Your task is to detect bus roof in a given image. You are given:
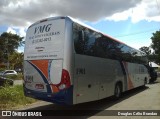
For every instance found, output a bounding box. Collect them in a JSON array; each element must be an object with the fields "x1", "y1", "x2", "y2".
[
  {"x1": 67, "y1": 16, "x2": 140, "y2": 51},
  {"x1": 28, "y1": 16, "x2": 144, "y2": 54},
  {"x1": 68, "y1": 16, "x2": 127, "y2": 45}
]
